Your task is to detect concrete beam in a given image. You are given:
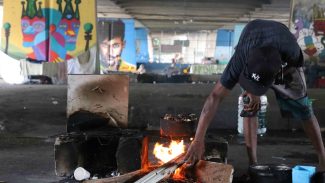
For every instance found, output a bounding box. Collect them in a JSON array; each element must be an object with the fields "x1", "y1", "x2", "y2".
[
  {"x1": 112, "y1": 0, "x2": 267, "y2": 5},
  {"x1": 97, "y1": 0, "x2": 120, "y2": 6},
  {"x1": 97, "y1": 12, "x2": 133, "y2": 19},
  {"x1": 117, "y1": 1, "x2": 262, "y2": 9},
  {"x1": 142, "y1": 21, "x2": 231, "y2": 31},
  {"x1": 133, "y1": 15, "x2": 238, "y2": 21},
  {"x1": 125, "y1": 10, "x2": 249, "y2": 17},
  {"x1": 124, "y1": 7, "x2": 254, "y2": 14},
  {"x1": 142, "y1": 20, "x2": 237, "y2": 26},
  {"x1": 97, "y1": 7, "x2": 127, "y2": 14}
]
